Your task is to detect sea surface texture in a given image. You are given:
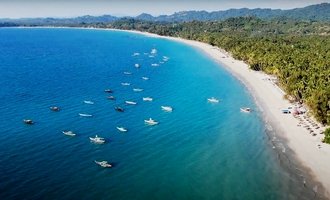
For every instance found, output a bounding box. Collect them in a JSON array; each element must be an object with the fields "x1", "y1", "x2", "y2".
[{"x1": 0, "y1": 28, "x2": 315, "y2": 199}]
